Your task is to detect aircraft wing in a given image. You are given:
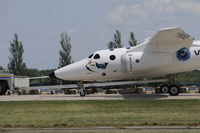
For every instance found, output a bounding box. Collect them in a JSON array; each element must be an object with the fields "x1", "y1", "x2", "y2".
[{"x1": 148, "y1": 27, "x2": 194, "y2": 53}]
